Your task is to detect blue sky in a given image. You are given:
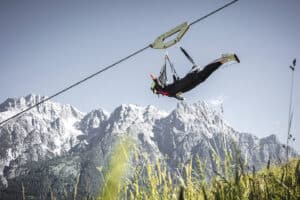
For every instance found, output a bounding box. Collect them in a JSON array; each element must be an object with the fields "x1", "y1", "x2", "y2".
[{"x1": 0, "y1": 0, "x2": 299, "y2": 152}]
